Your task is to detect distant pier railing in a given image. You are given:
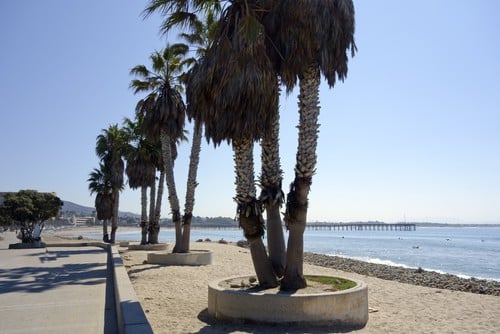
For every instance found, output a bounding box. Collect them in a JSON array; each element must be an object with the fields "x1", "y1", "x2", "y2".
[
  {"x1": 188, "y1": 222, "x2": 416, "y2": 231},
  {"x1": 306, "y1": 223, "x2": 416, "y2": 231}
]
